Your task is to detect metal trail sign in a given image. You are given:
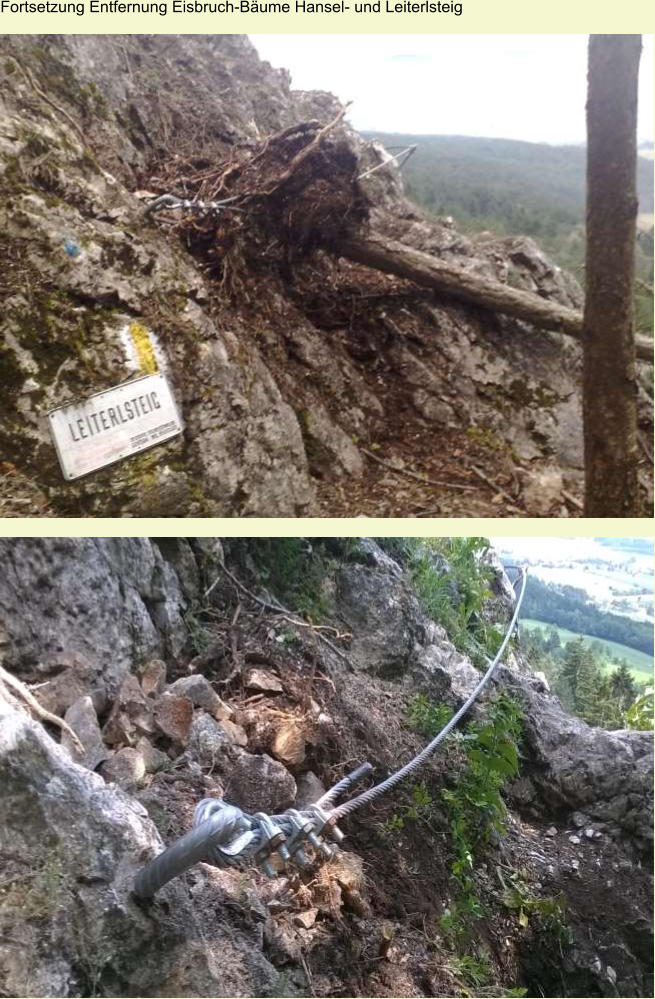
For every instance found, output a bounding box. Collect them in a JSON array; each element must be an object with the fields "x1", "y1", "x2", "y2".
[{"x1": 47, "y1": 373, "x2": 183, "y2": 481}]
